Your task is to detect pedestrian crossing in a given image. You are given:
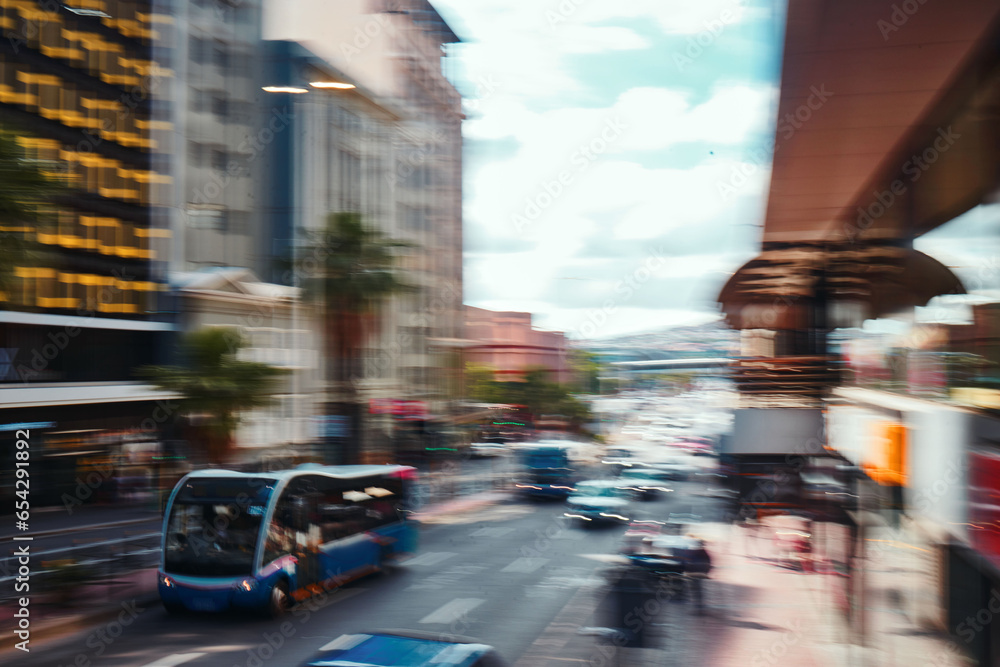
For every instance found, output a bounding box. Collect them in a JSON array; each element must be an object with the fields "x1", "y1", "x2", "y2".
[{"x1": 419, "y1": 598, "x2": 486, "y2": 624}]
